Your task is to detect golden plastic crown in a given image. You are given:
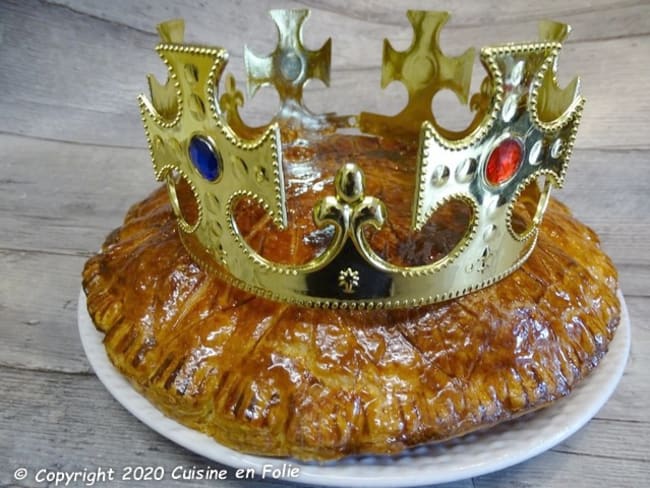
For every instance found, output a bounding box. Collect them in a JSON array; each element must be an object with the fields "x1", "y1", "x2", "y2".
[{"x1": 138, "y1": 10, "x2": 584, "y2": 309}]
